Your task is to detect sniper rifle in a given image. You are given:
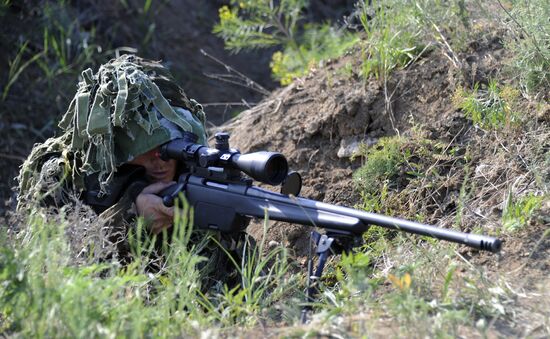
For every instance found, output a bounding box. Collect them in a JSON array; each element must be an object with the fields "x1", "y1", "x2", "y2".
[{"x1": 158, "y1": 131, "x2": 502, "y2": 322}]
